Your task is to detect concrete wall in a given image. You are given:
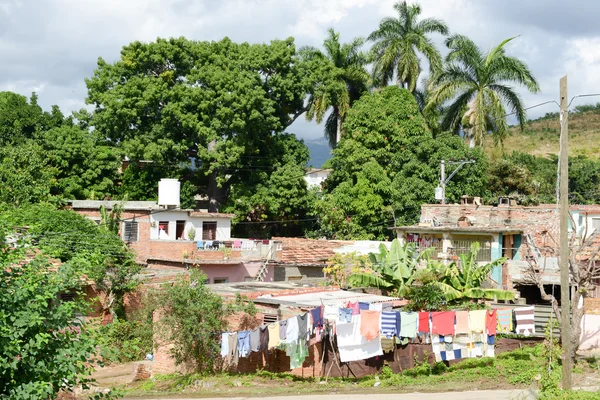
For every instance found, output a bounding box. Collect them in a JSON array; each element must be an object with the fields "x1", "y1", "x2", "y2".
[
  {"x1": 420, "y1": 204, "x2": 560, "y2": 252},
  {"x1": 149, "y1": 211, "x2": 231, "y2": 241}
]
